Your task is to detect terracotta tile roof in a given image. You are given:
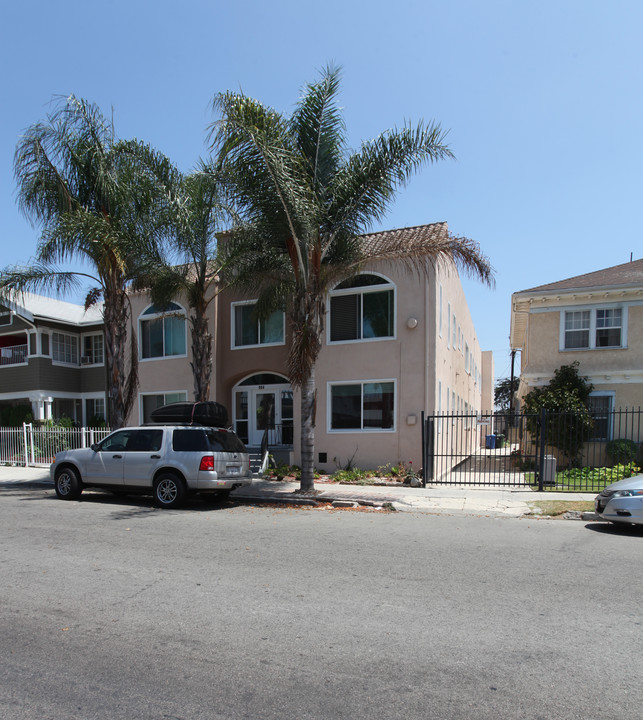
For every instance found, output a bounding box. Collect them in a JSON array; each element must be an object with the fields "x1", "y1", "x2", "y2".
[
  {"x1": 518, "y1": 258, "x2": 643, "y2": 294},
  {"x1": 360, "y1": 222, "x2": 449, "y2": 249}
]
